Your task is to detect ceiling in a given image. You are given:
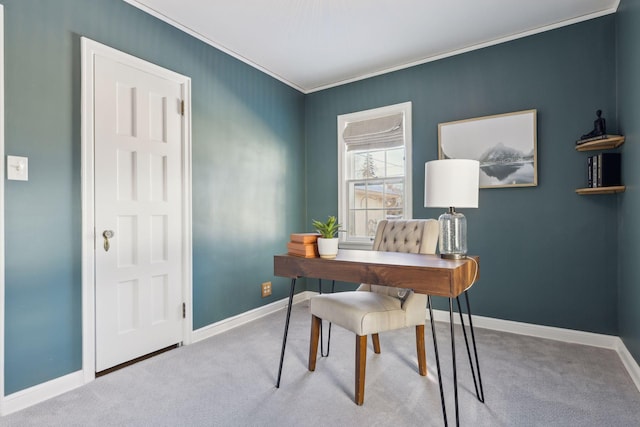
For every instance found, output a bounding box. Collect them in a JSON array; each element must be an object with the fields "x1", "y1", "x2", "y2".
[{"x1": 124, "y1": 0, "x2": 620, "y2": 94}]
